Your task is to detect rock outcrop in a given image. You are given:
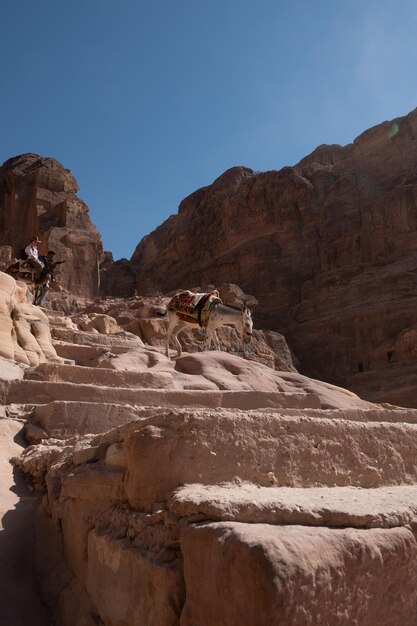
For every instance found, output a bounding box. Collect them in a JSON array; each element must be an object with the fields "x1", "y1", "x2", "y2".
[
  {"x1": 1, "y1": 293, "x2": 417, "y2": 624},
  {"x1": 0, "y1": 154, "x2": 102, "y2": 298},
  {"x1": 102, "y1": 108, "x2": 417, "y2": 406},
  {"x1": 0, "y1": 271, "x2": 63, "y2": 367}
]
